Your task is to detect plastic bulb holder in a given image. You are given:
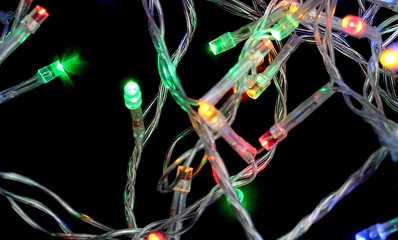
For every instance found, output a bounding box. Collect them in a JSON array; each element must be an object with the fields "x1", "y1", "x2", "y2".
[
  {"x1": 37, "y1": 61, "x2": 65, "y2": 83},
  {"x1": 355, "y1": 217, "x2": 398, "y2": 240},
  {"x1": 271, "y1": 15, "x2": 300, "y2": 41},
  {"x1": 246, "y1": 74, "x2": 271, "y2": 99},
  {"x1": 341, "y1": 15, "x2": 366, "y2": 37},
  {"x1": 21, "y1": 5, "x2": 49, "y2": 33},
  {"x1": 259, "y1": 123, "x2": 287, "y2": 150},
  {"x1": 209, "y1": 32, "x2": 236, "y2": 55}
]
